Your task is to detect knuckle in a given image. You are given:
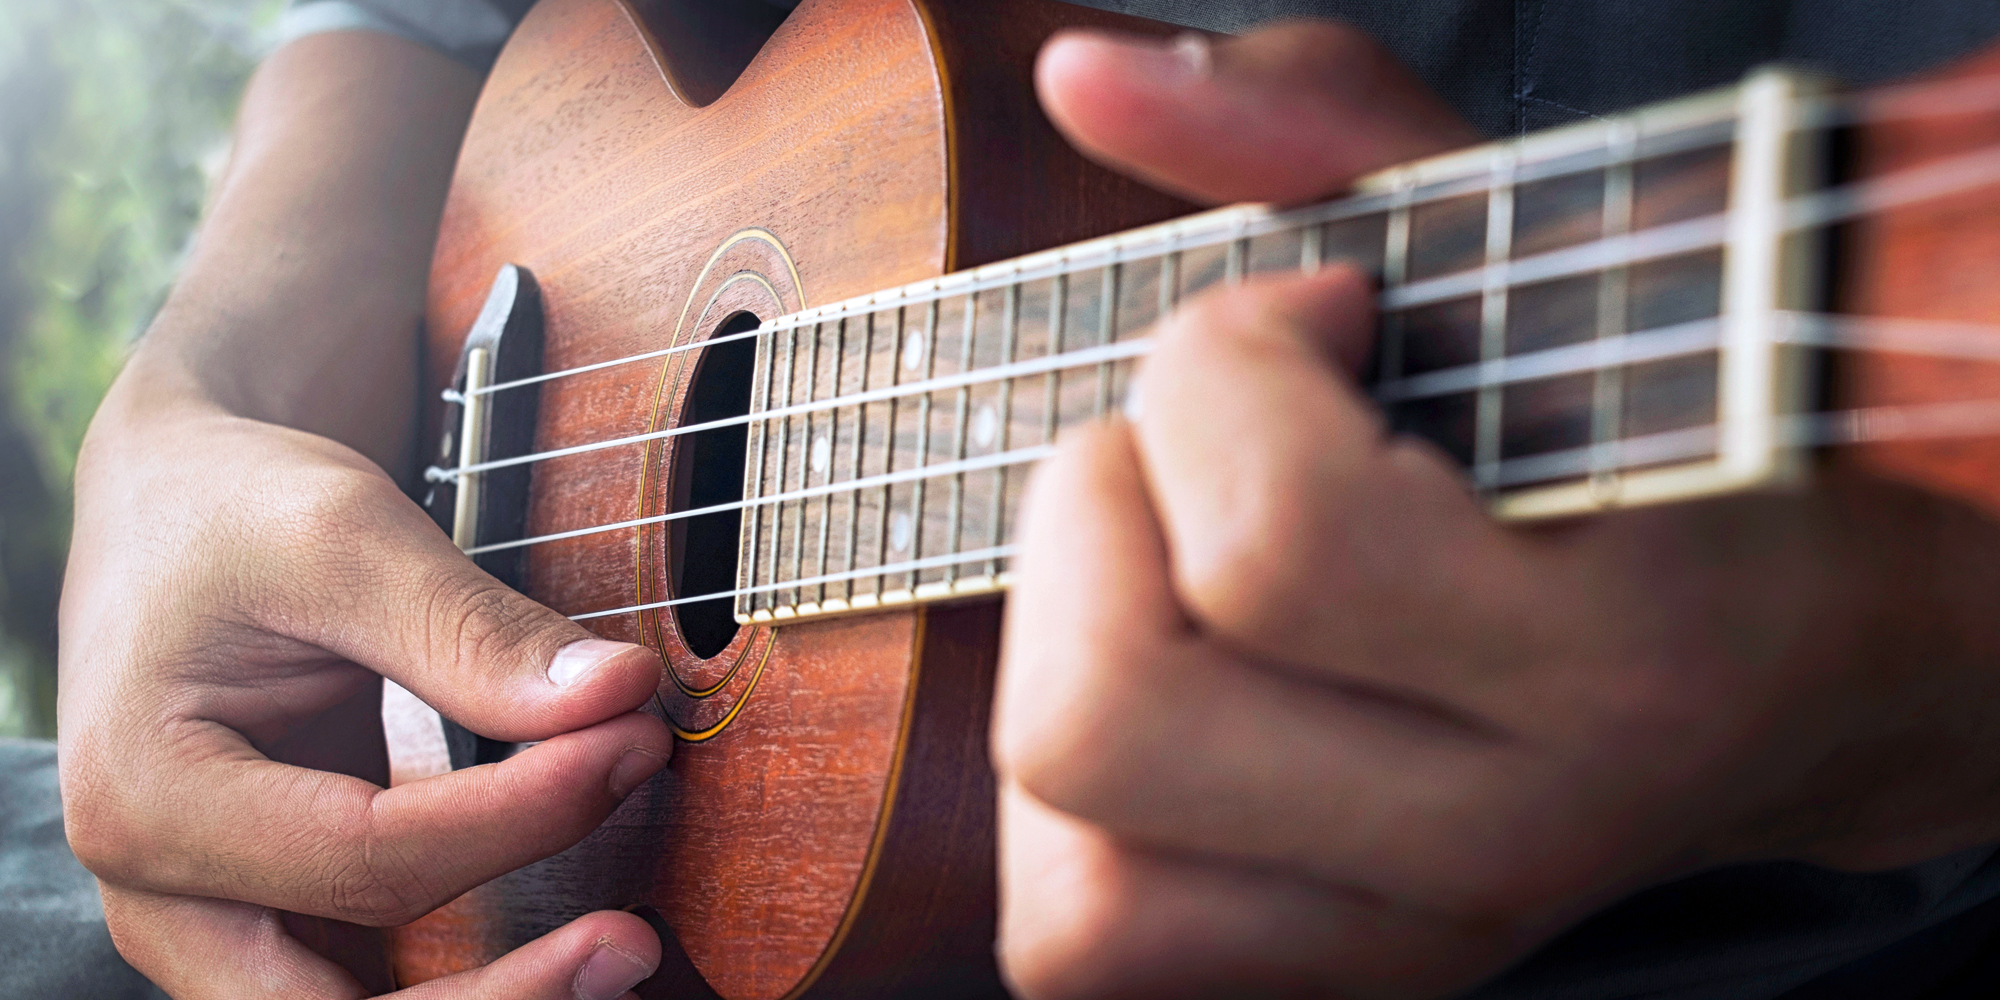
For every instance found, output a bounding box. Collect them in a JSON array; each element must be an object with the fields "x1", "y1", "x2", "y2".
[
  {"x1": 264, "y1": 463, "x2": 401, "y2": 547},
  {"x1": 999, "y1": 643, "x2": 1160, "y2": 822},
  {"x1": 322, "y1": 824, "x2": 445, "y2": 927},
  {"x1": 243, "y1": 463, "x2": 410, "y2": 601},
  {"x1": 281, "y1": 783, "x2": 452, "y2": 927},
  {"x1": 327, "y1": 865, "x2": 428, "y2": 927},
  {"x1": 420, "y1": 570, "x2": 558, "y2": 675},
  {"x1": 99, "y1": 906, "x2": 162, "y2": 980},
  {"x1": 59, "y1": 747, "x2": 138, "y2": 880},
  {"x1": 62, "y1": 796, "x2": 126, "y2": 879},
  {"x1": 1178, "y1": 487, "x2": 1320, "y2": 633}
]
